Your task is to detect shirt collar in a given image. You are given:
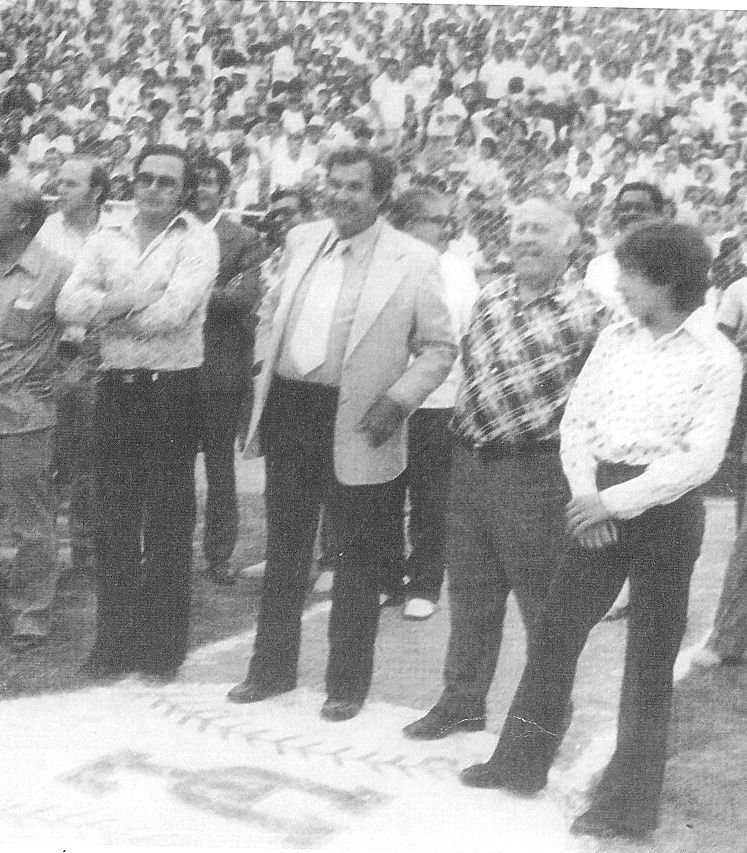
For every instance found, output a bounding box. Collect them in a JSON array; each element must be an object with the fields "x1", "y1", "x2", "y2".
[
  {"x1": 107, "y1": 208, "x2": 195, "y2": 236},
  {"x1": 618, "y1": 305, "x2": 715, "y2": 346},
  {"x1": 2, "y1": 239, "x2": 44, "y2": 278},
  {"x1": 330, "y1": 216, "x2": 383, "y2": 260}
]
